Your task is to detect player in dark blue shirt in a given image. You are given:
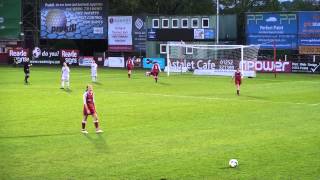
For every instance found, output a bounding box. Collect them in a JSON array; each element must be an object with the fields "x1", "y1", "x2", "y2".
[{"x1": 23, "y1": 59, "x2": 32, "y2": 84}]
